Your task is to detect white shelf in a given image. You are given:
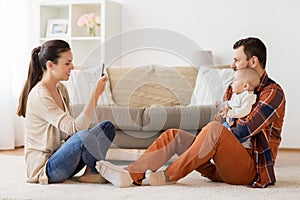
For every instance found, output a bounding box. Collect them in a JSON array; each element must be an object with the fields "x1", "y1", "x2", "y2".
[
  {"x1": 38, "y1": 0, "x2": 121, "y2": 67},
  {"x1": 70, "y1": 37, "x2": 102, "y2": 40}
]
